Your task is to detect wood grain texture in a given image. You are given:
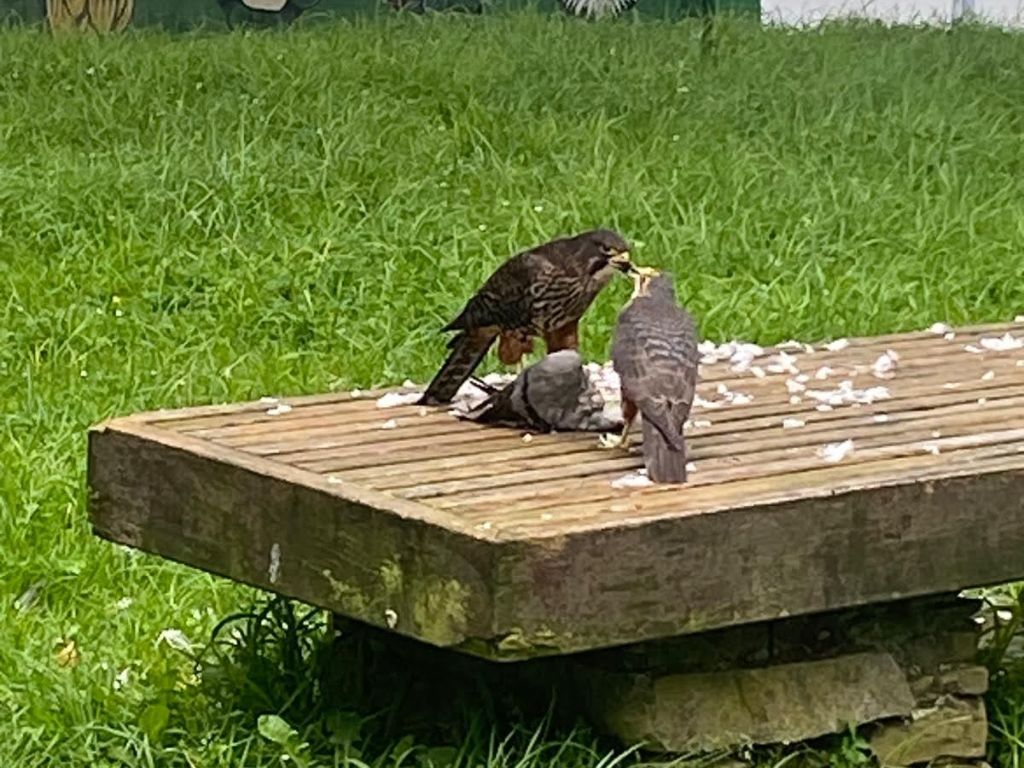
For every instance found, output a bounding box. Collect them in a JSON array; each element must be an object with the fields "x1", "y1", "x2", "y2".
[{"x1": 86, "y1": 321, "x2": 1024, "y2": 659}]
